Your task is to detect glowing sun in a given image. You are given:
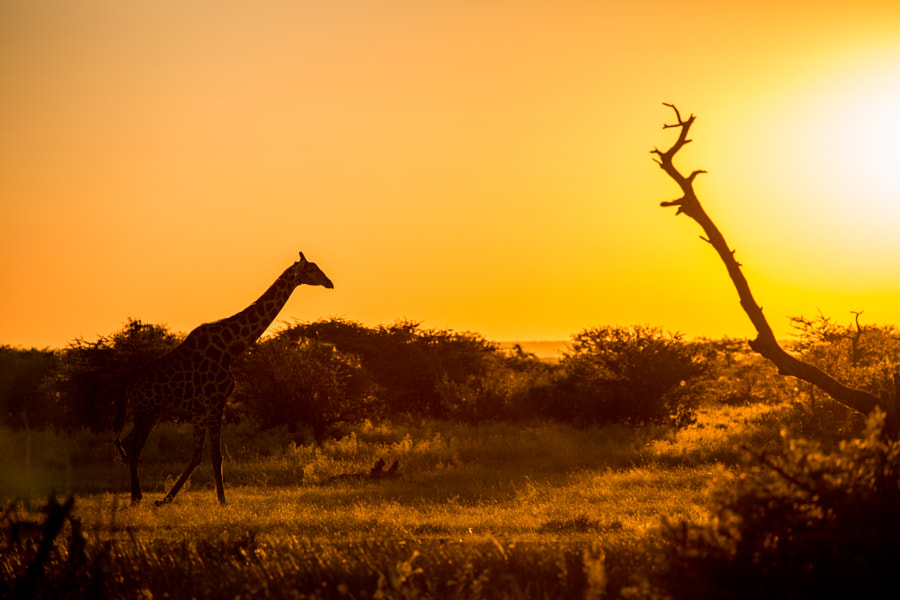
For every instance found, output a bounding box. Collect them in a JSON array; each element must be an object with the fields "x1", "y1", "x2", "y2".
[{"x1": 761, "y1": 56, "x2": 900, "y2": 248}]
